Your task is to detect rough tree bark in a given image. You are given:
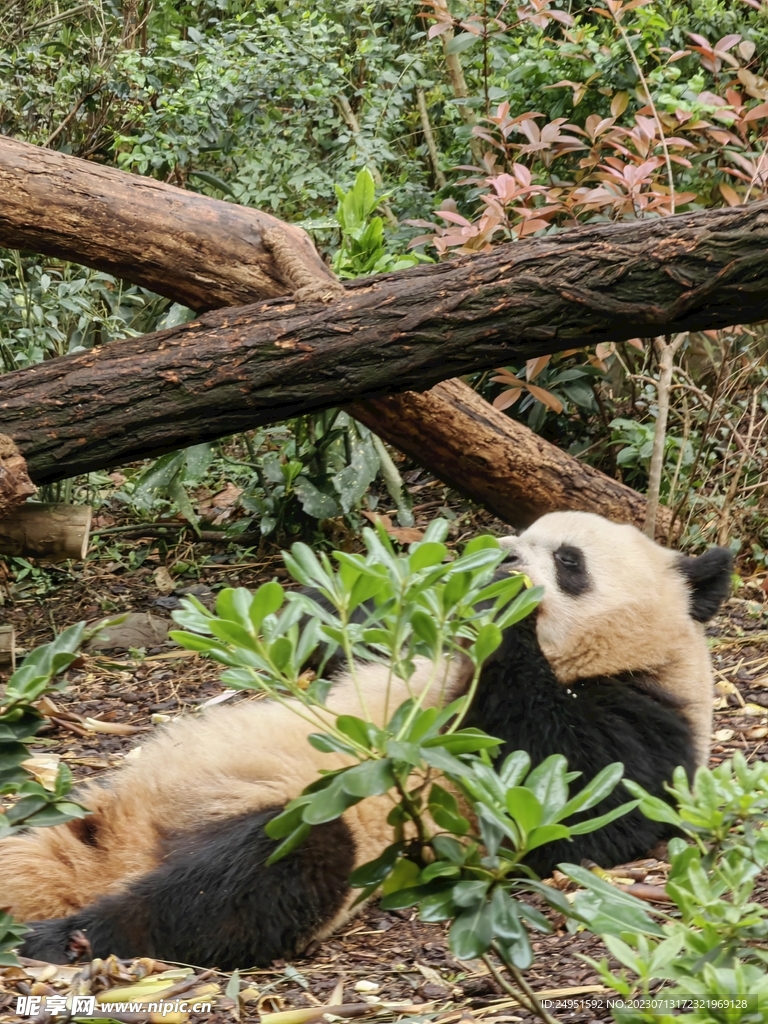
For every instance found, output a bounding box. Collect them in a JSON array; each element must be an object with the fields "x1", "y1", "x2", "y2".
[
  {"x1": 3, "y1": 195, "x2": 768, "y2": 495},
  {"x1": 0, "y1": 434, "x2": 36, "y2": 517},
  {"x1": 0, "y1": 135, "x2": 332, "y2": 307}
]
